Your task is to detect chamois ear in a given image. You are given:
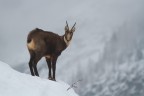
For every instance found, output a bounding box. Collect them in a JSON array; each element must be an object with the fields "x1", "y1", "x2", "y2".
[
  {"x1": 65, "y1": 21, "x2": 69, "y2": 31},
  {"x1": 71, "y1": 22, "x2": 76, "y2": 33},
  {"x1": 71, "y1": 27, "x2": 75, "y2": 33}
]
